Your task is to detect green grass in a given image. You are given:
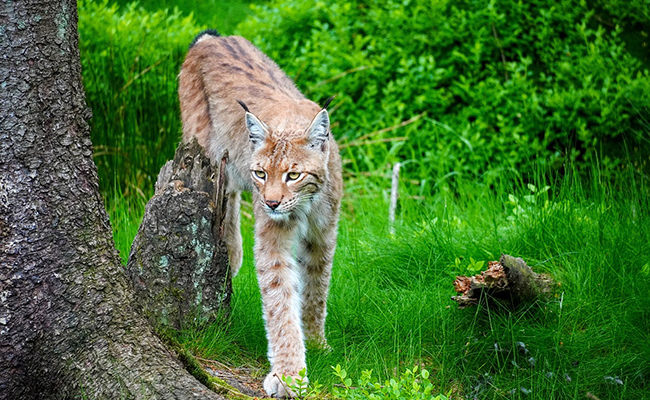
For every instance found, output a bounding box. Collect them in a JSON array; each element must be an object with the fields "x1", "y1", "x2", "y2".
[
  {"x1": 108, "y1": 164, "x2": 650, "y2": 399},
  {"x1": 79, "y1": 0, "x2": 255, "y2": 204}
]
